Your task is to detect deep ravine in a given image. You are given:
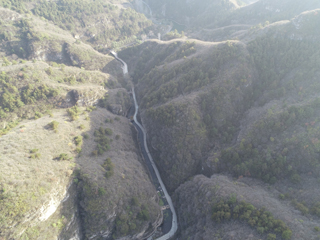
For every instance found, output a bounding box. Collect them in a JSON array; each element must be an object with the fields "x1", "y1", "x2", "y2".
[{"x1": 111, "y1": 51, "x2": 178, "y2": 239}]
